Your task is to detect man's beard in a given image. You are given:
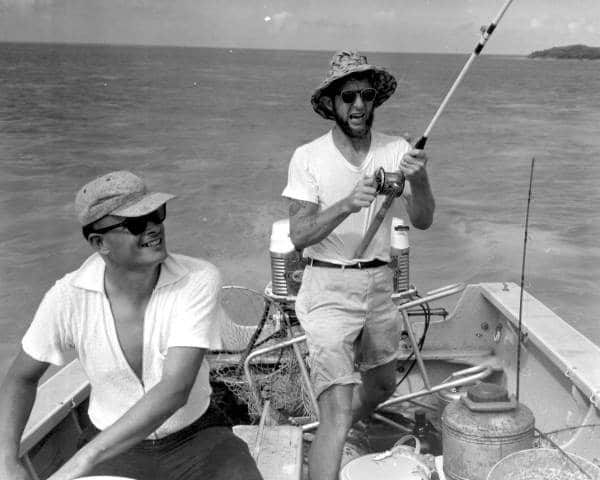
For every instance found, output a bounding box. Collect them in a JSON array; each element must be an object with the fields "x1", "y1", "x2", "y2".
[{"x1": 334, "y1": 110, "x2": 374, "y2": 138}]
